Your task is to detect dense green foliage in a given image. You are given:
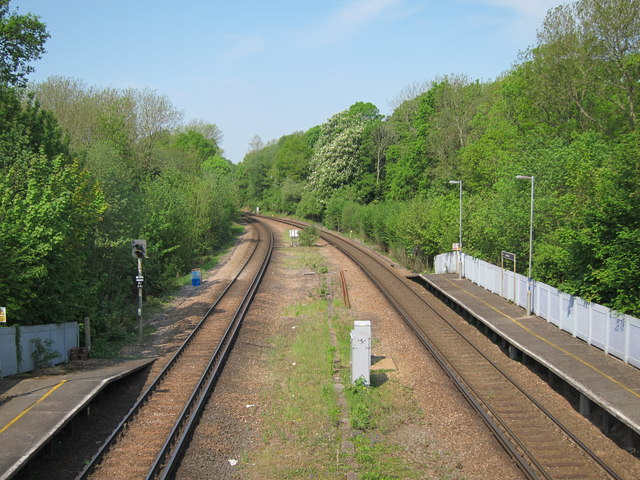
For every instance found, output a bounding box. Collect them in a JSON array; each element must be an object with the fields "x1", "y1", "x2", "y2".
[
  {"x1": 0, "y1": 1, "x2": 238, "y2": 352},
  {"x1": 1, "y1": 78, "x2": 238, "y2": 336},
  {"x1": 239, "y1": 0, "x2": 640, "y2": 316},
  {"x1": 0, "y1": 0, "x2": 49, "y2": 87},
  {"x1": 24, "y1": 78, "x2": 238, "y2": 348}
]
